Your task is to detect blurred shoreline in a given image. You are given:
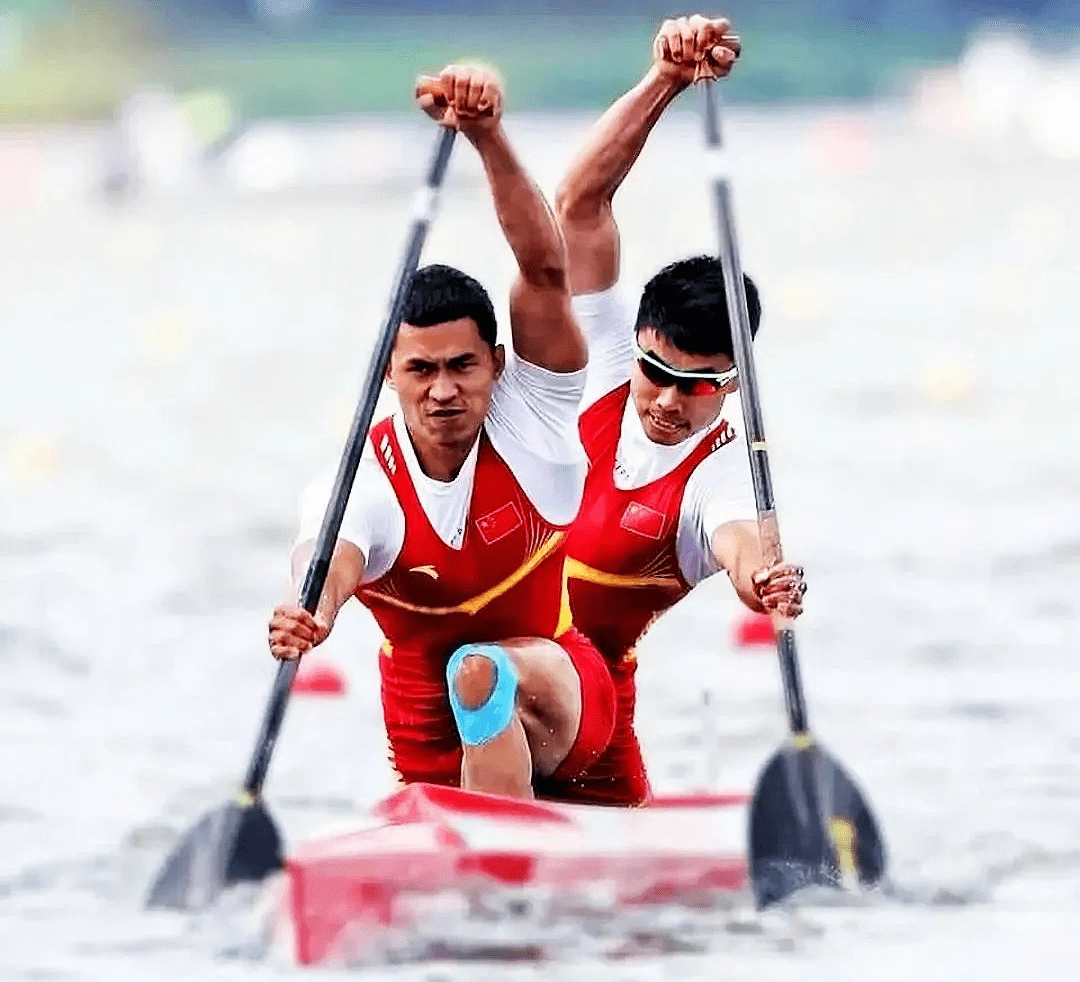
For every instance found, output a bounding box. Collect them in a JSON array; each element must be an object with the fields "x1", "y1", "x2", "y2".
[
  {"x1": 3, "y1": 15, "x2": 1079, "y2": 217},
  {"x1": 1, "y1": 7, "x2": 968, "y2": 124}
]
